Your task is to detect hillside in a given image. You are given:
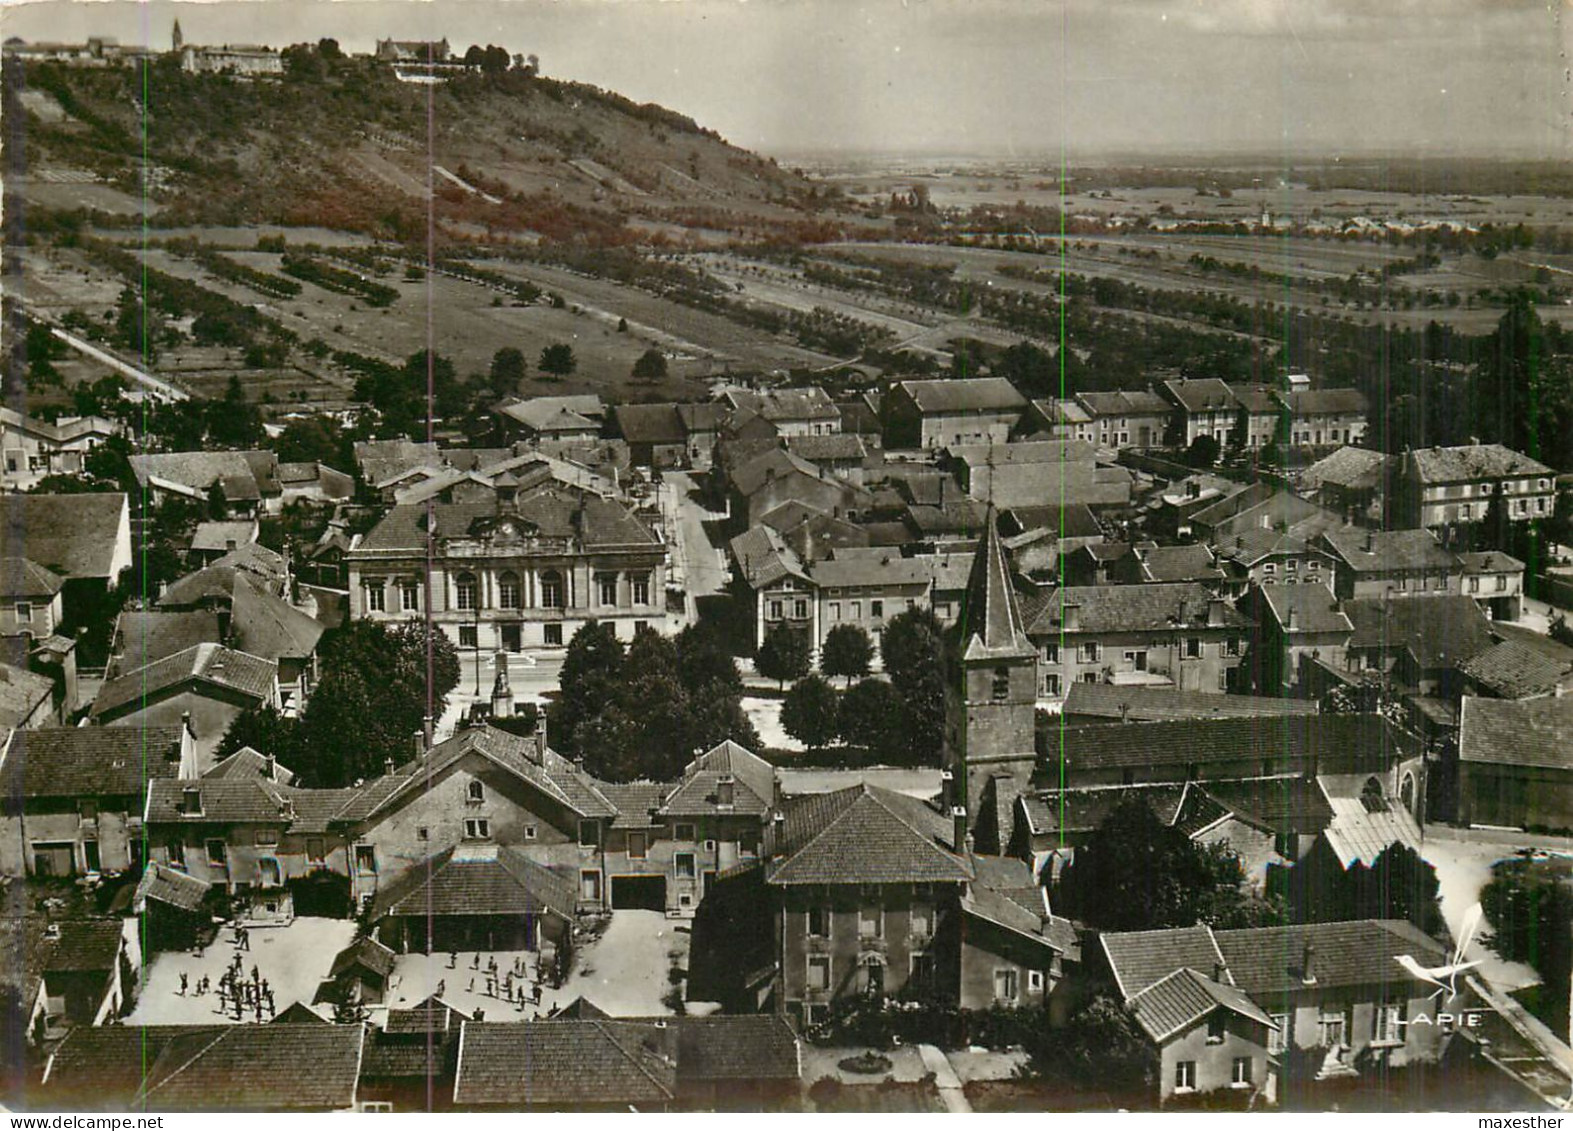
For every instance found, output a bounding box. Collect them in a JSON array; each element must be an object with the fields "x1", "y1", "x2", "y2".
[{"x1": 10, "y1": 50, "x2": 848, "y2": 246}]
